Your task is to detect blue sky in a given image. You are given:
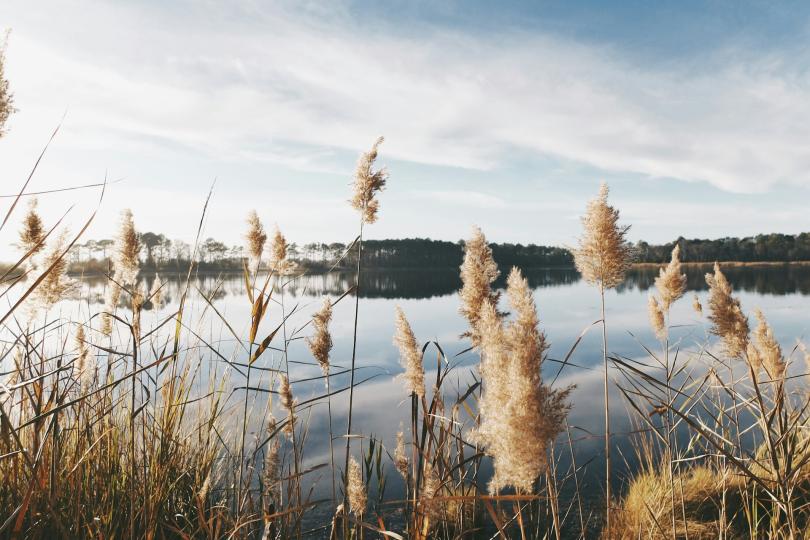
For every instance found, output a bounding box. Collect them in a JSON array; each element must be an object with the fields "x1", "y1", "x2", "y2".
[{"x1": 1, "y1": 0, "x2": 810, "y2": 259}]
